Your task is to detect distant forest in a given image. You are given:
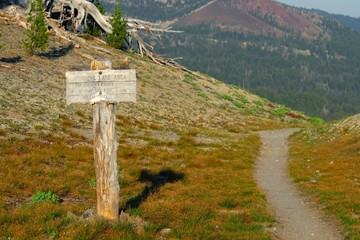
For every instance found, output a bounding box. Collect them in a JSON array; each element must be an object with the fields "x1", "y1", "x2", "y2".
[
  {"x1": 102, "y1": 0, "x2": 360, "y2": 120},
  {"x1": 311, "y1": 9, "x2": 360, "y2": 32},
  {"x1": 103, "y1": 0, "x2": 208, "y2": 21},
  {"x1": 154, "y1": 18, "x2": 360, "y2": 120}
]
